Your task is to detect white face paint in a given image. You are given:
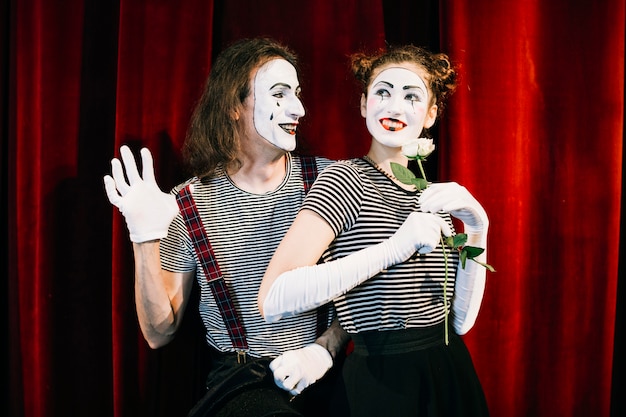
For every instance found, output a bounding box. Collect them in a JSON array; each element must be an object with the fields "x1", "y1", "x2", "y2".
[
  {"x1": 253, "y1": 59, "x2": 305, "y2": 151},
  {"x1": 362, "y1": 66, "x2": 436, "y2": 148}
]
